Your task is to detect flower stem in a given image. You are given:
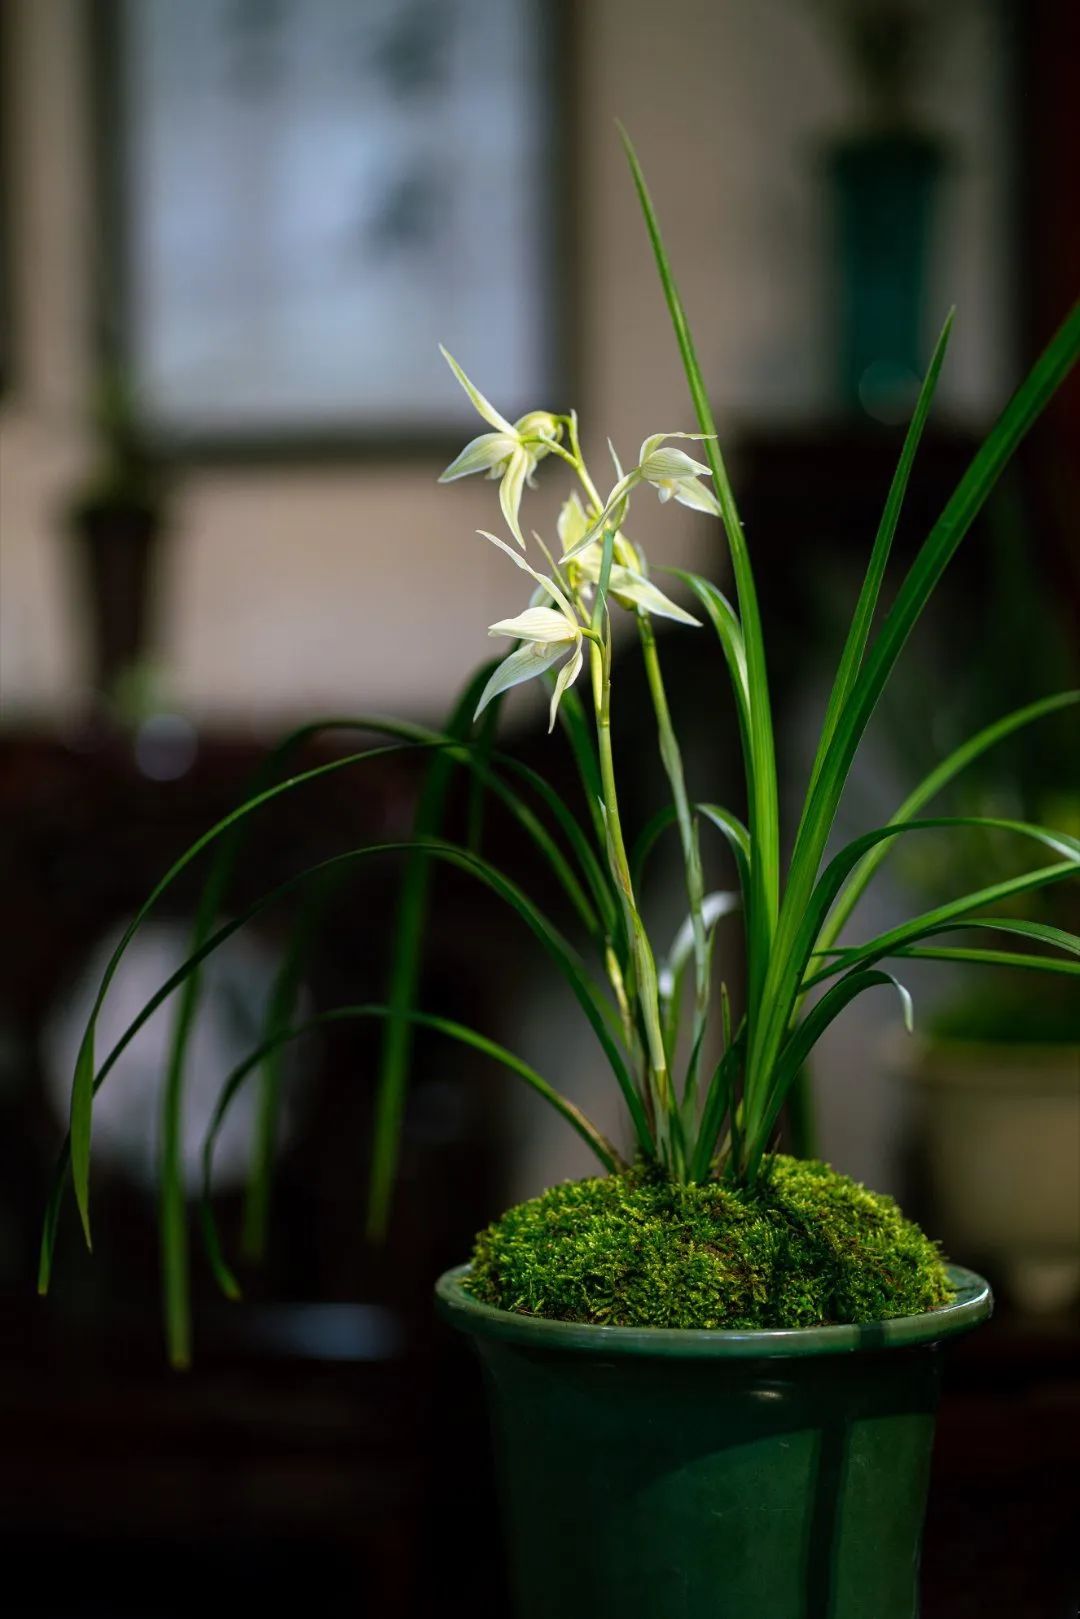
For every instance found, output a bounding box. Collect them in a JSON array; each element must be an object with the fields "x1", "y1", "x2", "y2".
[
  {"x1": 637, "y1": 611, "x2": 710, "y2": 1117},
  {"x1": 588, "y1": 533, "x2": 680, "y2": 1172}
]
